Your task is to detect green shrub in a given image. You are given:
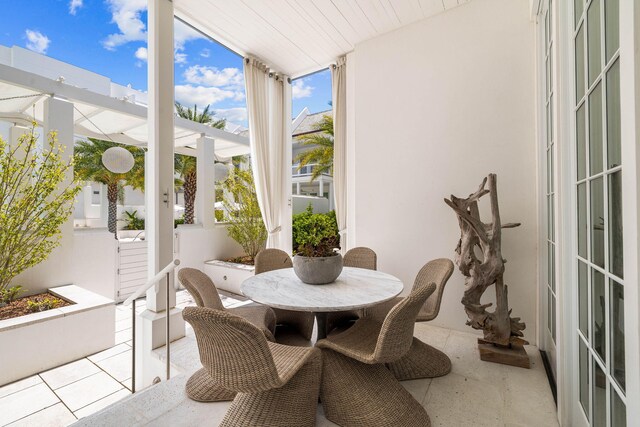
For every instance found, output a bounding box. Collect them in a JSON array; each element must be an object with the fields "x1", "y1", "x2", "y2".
[
  {"x1": 0, "y1": 127, "x2": 81, "y2": 293},
  {"x1": 292, "y1": 205, "x2": 339, "y2": 257},
  {"x1": 122, "y1": 210, "x2": 145, "y2": 230},
  {"x1": 0, "y1": 285, "x2": 25, "y2": 304},
  {"x1": 221, "y1": 168, "x2": 266, "y2": 263}
]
